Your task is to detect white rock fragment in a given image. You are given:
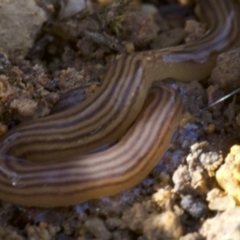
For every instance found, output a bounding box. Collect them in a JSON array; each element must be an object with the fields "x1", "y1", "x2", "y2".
[{"x1": 0, "y1": 0, "x2": 46, "y2": 56}]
